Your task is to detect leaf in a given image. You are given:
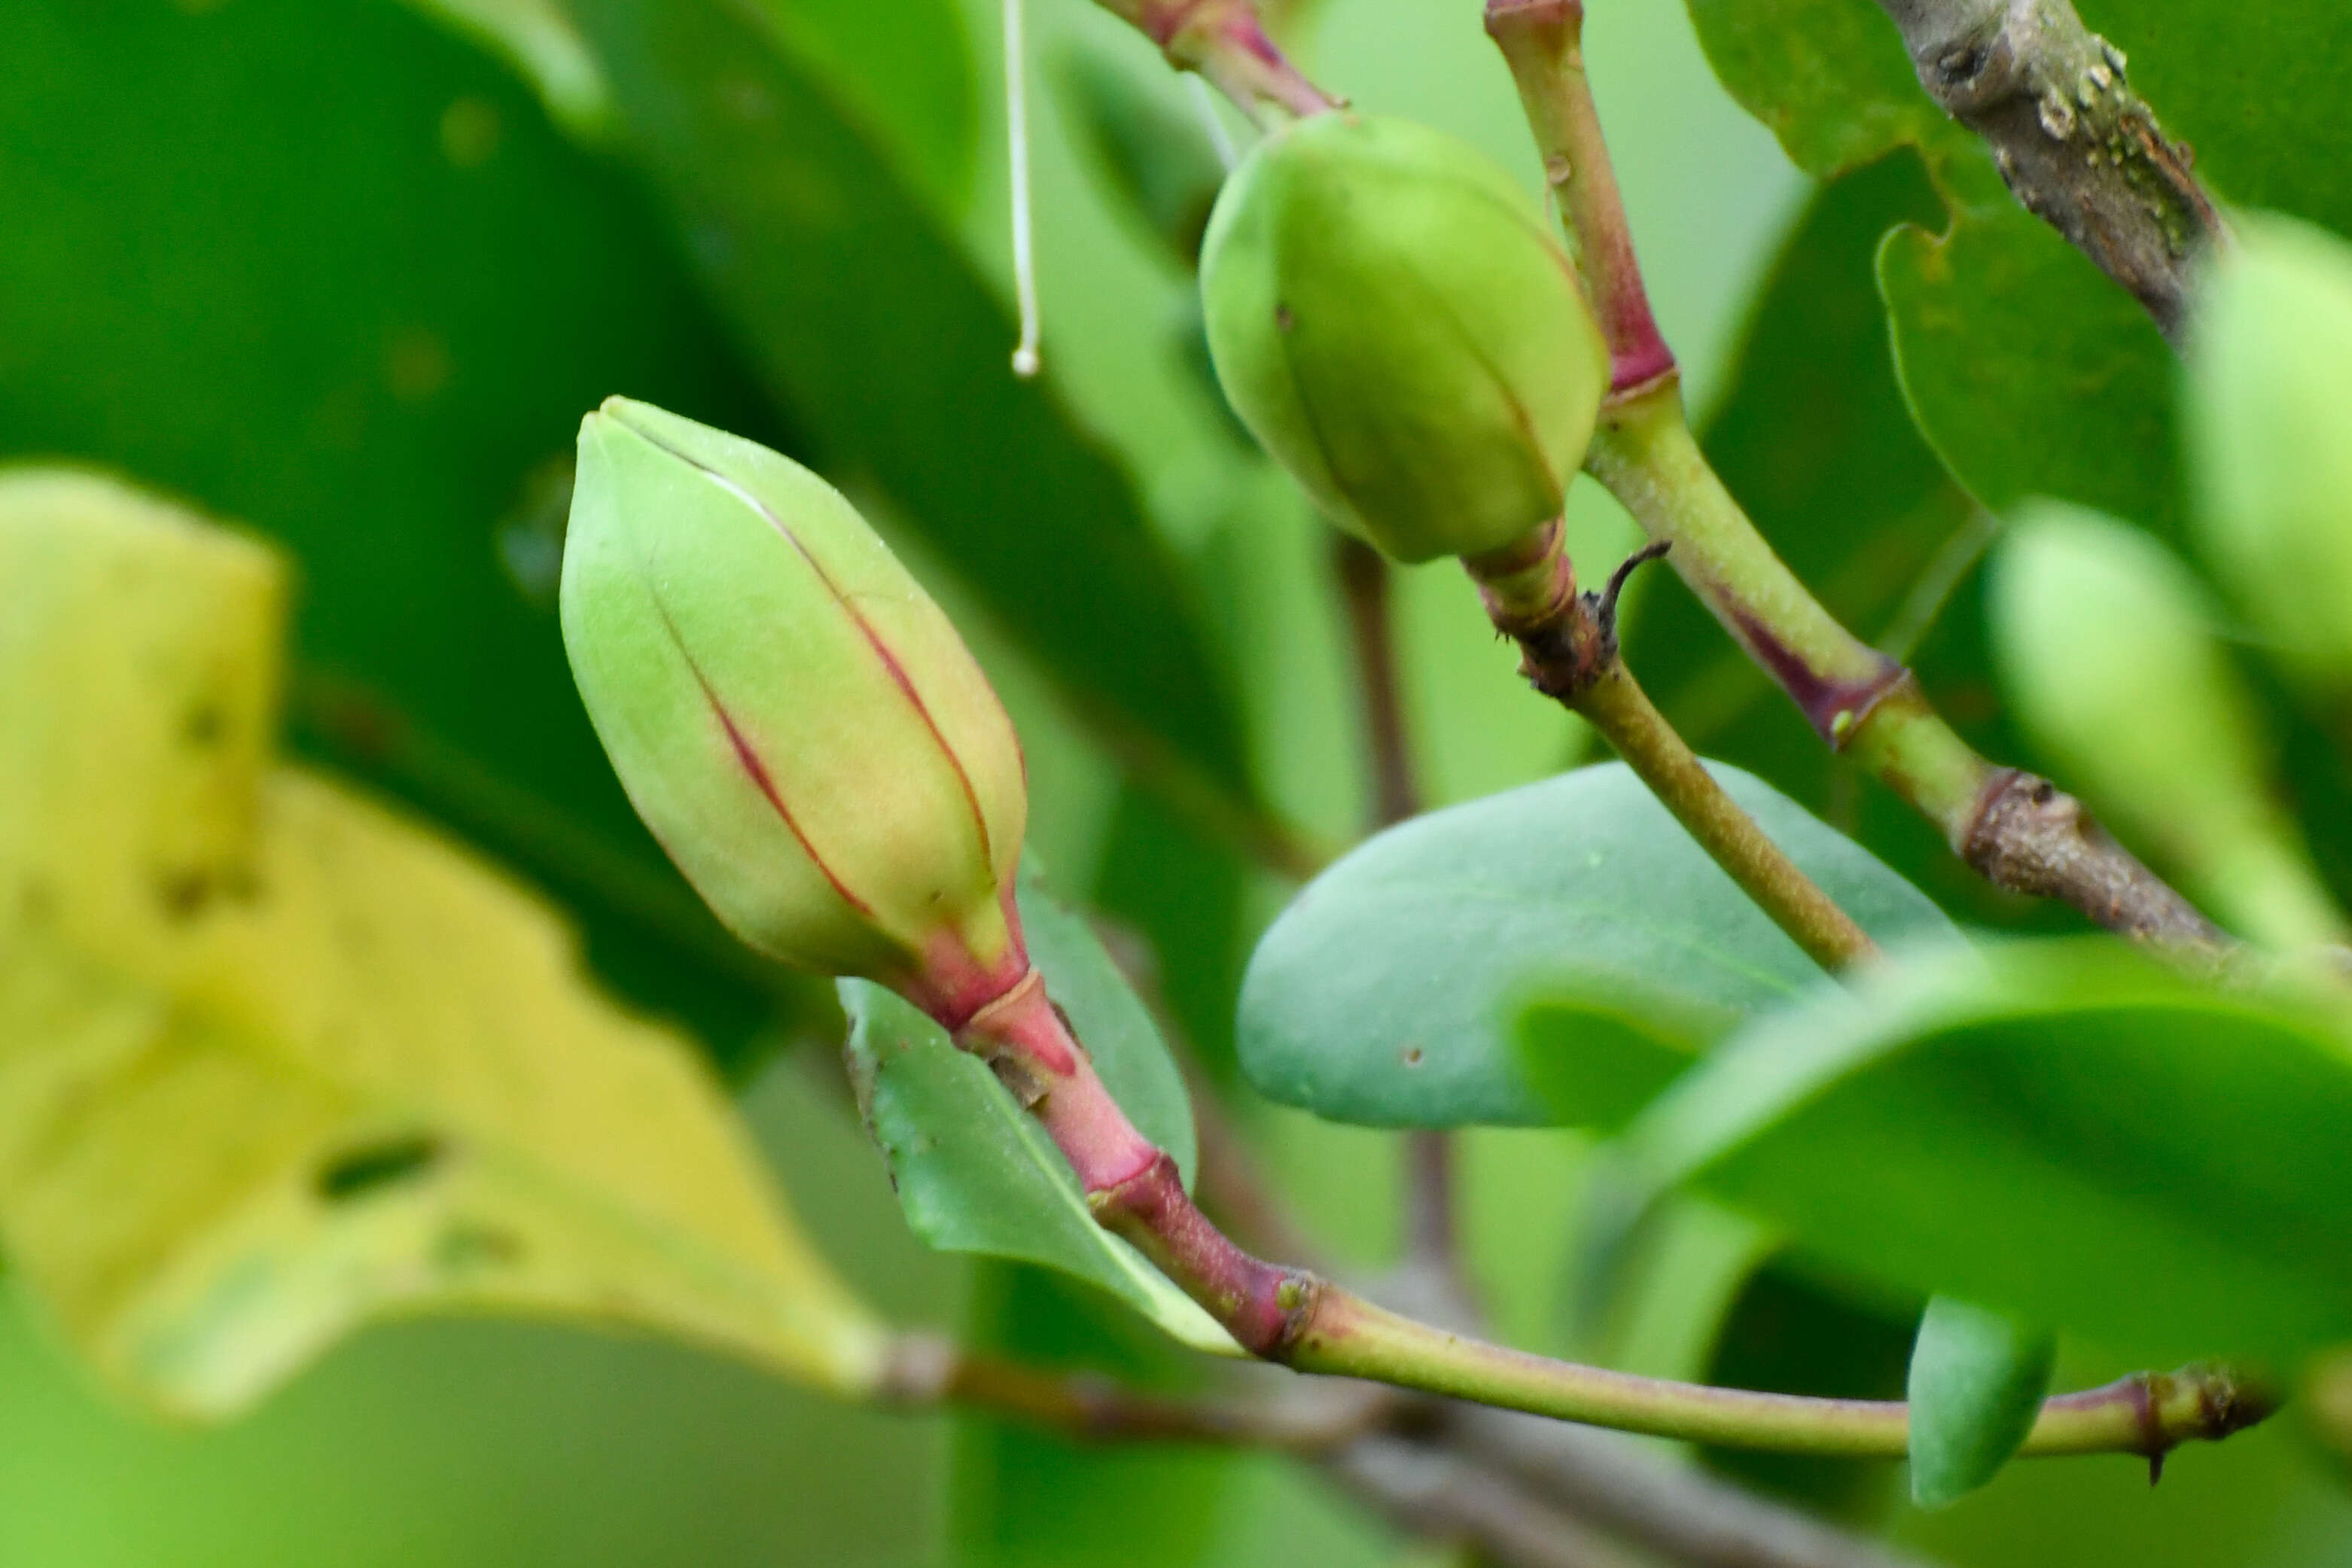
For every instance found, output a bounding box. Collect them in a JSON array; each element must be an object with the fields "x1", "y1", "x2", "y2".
[
  {"x1": 0, "y1": 0, "x2": 812, "y2": 1072},
  {"x1": 841, "y1": 874, "x2": 1233, "y2": 1356},
  {"x1": 566, "y1": 0, "x2": 1270, "y2": 857},
  {"x1": 0, "y1": 475, "x2": 889, "y2": 1417},
  {"x1": 397, "y1": 0, "x2": 611, "y2": 132},
  {"x1": 1237, "y1": 760, "x2": 1955, "y2": 1129},
  {"x1": 751, "y1": 0, "x2": 976, "y2": 218},
  {"x1": 1620, "y1": 936, "x2": 2352, "y2": 1366},
  {"x1": 1701, "y1": 1254, "x2": 1918, "y2": 1521},
  {"x1": 1906, "y1": 1295, "x2": 2056, "y2": 1508},
  {"x1": 1681, "y1": 0, "x2": 2311, "y2": 537}
]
